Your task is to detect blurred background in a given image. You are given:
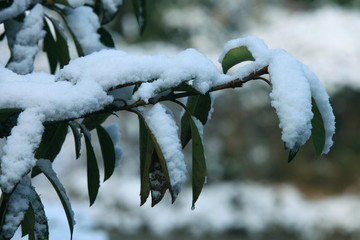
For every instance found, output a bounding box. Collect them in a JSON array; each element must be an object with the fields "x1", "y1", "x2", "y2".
[{"x1": 2, "y1": 0, "x2": 360, "y2": 239}]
